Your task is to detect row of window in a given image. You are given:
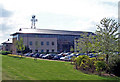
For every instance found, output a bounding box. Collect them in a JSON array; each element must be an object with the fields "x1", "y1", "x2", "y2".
[
  {"x1": 36, "y1": 49, "x2": 54, "y2": 53},
  {"x1": 29, "y1": 41, "x2": 55, "y2": 46}
]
